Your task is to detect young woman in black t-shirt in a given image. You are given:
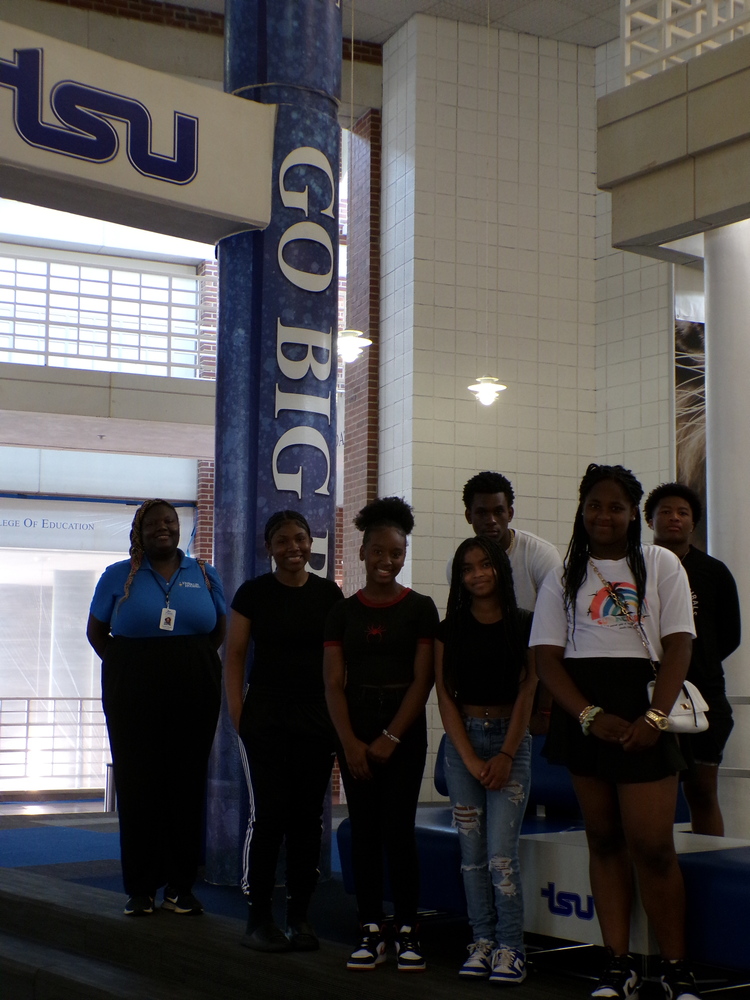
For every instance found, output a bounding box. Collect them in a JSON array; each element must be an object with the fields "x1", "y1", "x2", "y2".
[
  {"x1": 324, "y1": 497, "x2": 438, "y2": 973},
  {"x1": 435, "y1": 536, "x2": 536, "y2": 984},
  {"x1": 224, "y1": 510, "x2": 343, "y2": 954}
]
